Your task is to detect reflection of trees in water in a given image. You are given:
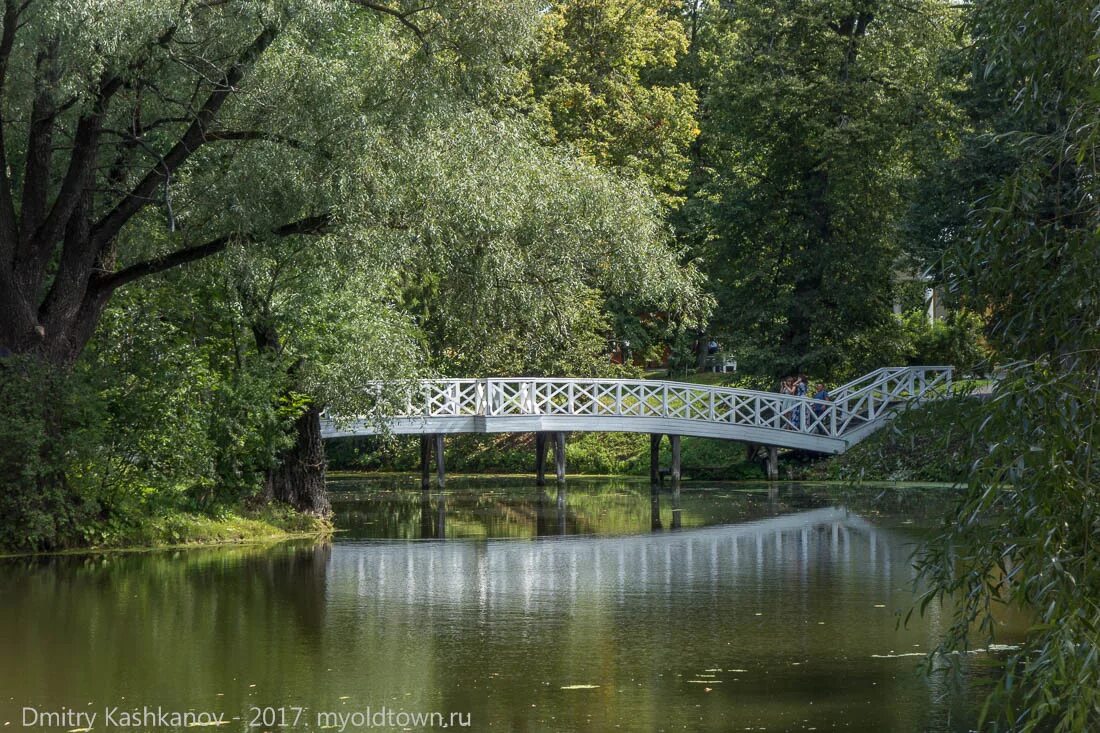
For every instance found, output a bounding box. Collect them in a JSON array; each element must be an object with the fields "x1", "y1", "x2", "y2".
[
  {"x1": 329, "y1": 478, "x2": 966, "y2": 542},
  {"x1": 246, "y1": 542, "x2": 331, "y2": 639},
  {"x1": 0, "y1": 541, "x2": 333, "y2": 700}
]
